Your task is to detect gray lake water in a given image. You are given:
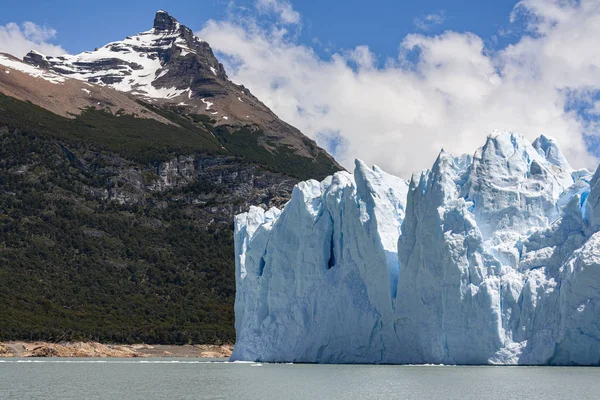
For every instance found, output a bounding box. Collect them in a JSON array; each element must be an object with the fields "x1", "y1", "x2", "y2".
[{"x1": 1, "y1": 358, "x2": 600, "y2": 399}]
